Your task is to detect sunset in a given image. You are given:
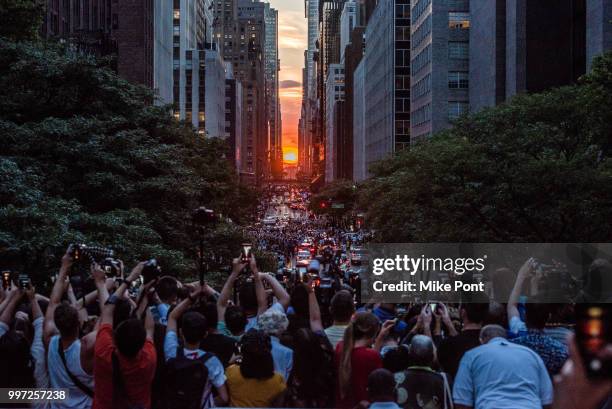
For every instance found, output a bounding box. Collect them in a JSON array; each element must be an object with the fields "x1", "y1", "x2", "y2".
[
  {"x1": 268, "y1": 0, "x2": 306, "y2": 160},
  {"x1": 283, "y1": 146, "x2": 298, "y2": 164}
]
